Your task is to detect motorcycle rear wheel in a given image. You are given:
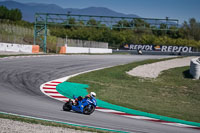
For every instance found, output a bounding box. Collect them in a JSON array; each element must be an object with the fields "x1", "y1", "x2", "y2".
[{"x1": 63, "y1": 102, "x2": 72, "y2": 111}]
